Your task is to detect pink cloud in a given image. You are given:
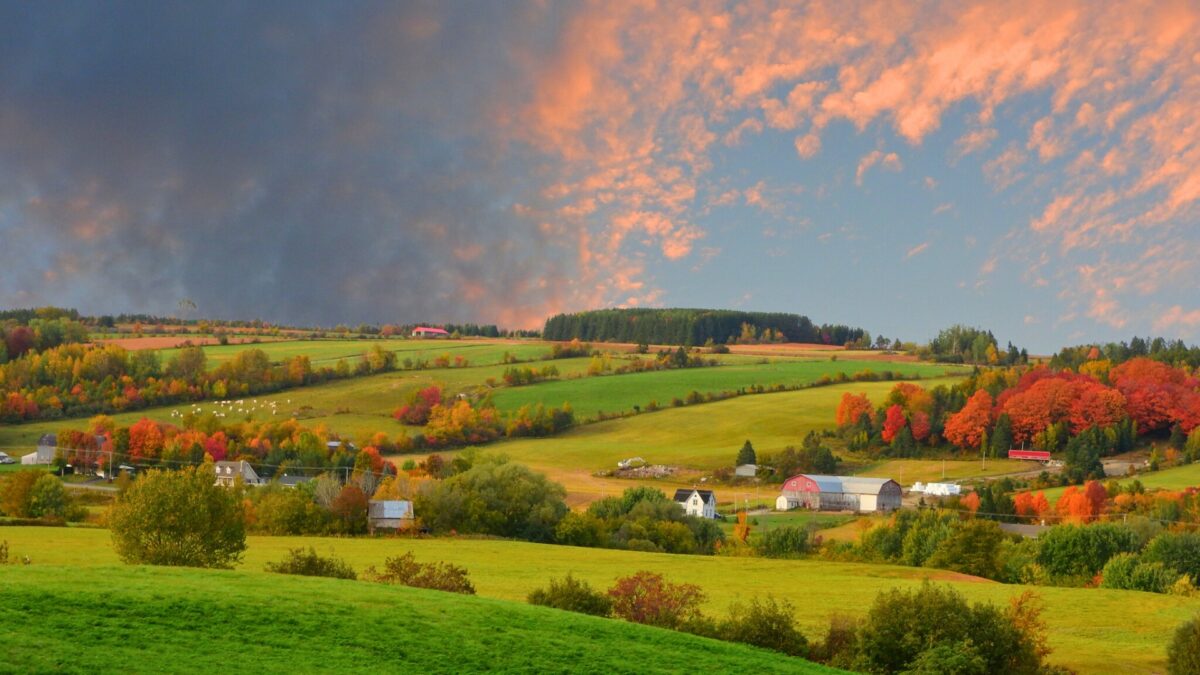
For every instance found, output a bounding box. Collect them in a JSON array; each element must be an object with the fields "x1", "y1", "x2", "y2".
[
  {"x1": 855, "y1": 150, "x2": 903, "y2": 186},
  {"x1": 501, "y1": 0, "x2": 1200, "y2": 328},
  {"x1": 1155, "y1": 306, "x2": 1200, "y2": 331}
]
